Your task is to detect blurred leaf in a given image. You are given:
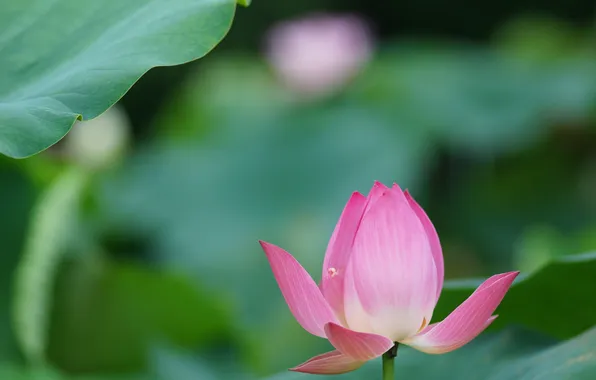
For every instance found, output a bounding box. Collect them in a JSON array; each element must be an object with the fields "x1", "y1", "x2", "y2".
[
  {"x1": 494, "y1": 16, "x2": 591, "y2": 62},
  {"x1": 513, "y1": 226, "x2": 565, "y2": 273},
  {"x1": 351, "y1": 41, "x2": 596, "y2": 155},
  {"x1": 148, "y1": 345, "x2": 251, "y2": 380},
  {"x1": 153, "y1": 56, "x2": 295, "y2": 141},
  {"x1": 237, "y1": 0, "x2": 252, "y2": 6},
  {"x1": 265, "y1": 326, "x2": 596, "y2": 379},
  {"x1": 13, "y1": 167, "x2": 88, "y2": 364},
  {"x1": 514, "y1": 224, "x2": 596, "y2": 273},
  {"x1": 0, "y1": 363, "x2": 143, "y2": 380},
  {"x1": 0, "y1": 364, "x2": 62, "y2": 380},
  {"x1": 429, "y1": 131, "x2": 596, "y2": 271},
  {"x1": 0, "y1": 160, "x2": 37, "y2": 360},
  {"x1": 0, "y1": 0, "x2": 237, "y2": 158},
  {"x1": 149, "y1": 347, "x2": 218, "y2": 380},
  {"x1": 48, "y1": 258, "x2": 234, "y2": 373},
  {"x1": 17, "y1": 156, "x2": 67, "y2": 188},
  {"x1": 435, "y1": 251, "x2": 596, "y2": 340}
]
